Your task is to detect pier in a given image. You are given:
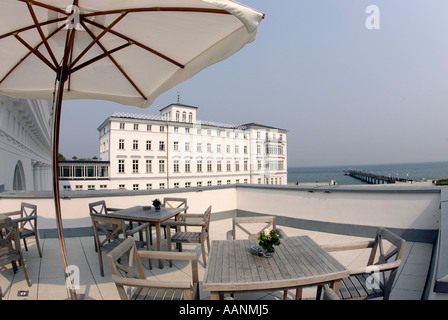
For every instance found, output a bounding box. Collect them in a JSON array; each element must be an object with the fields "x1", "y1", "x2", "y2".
[{"x1": 344, "y1": 169, "x2": 409, "y2": 184}]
